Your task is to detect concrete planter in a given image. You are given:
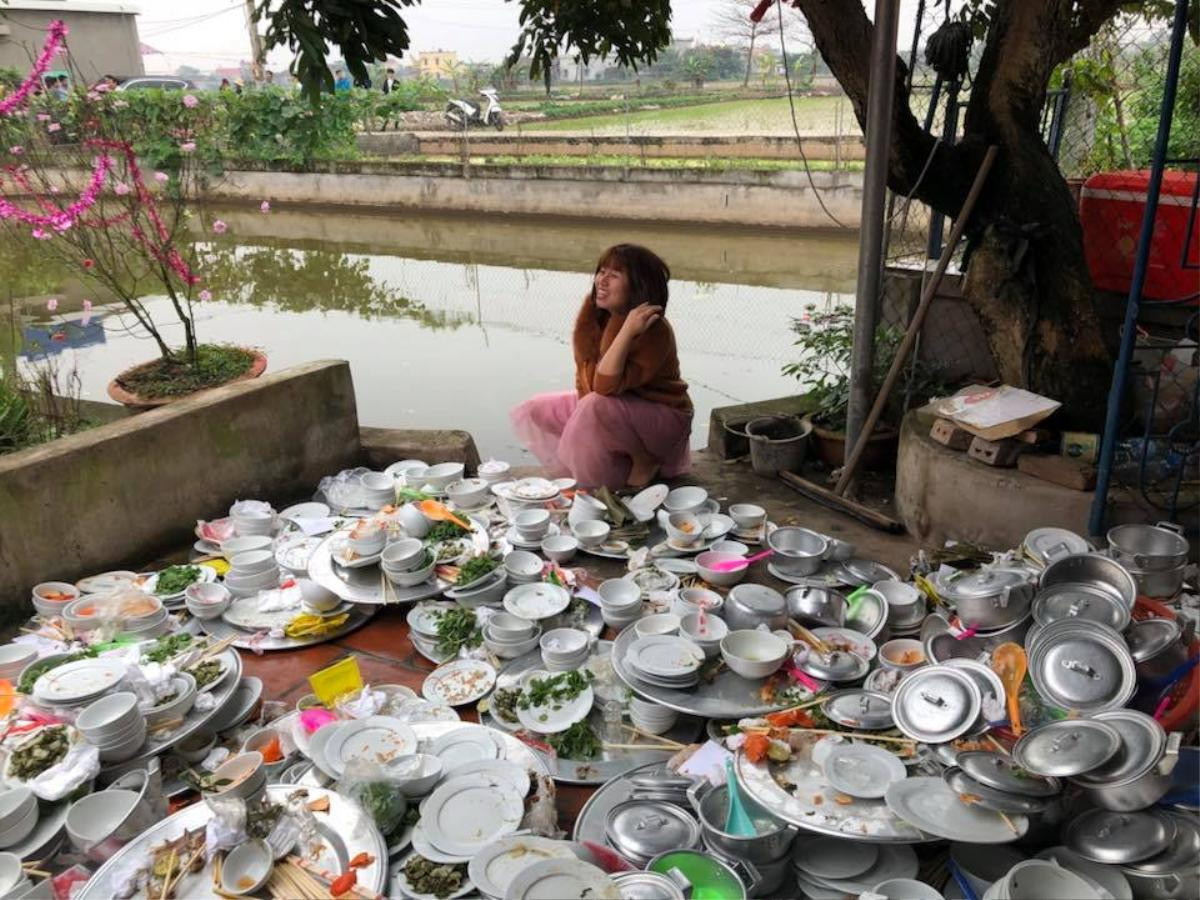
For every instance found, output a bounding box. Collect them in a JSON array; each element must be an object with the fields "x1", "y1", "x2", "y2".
[
  {"x1": 107, "y1": 350, "x2": 268, "y2": 409},
  {"x1": 805, "y1": 415, "x2": 898, "y2": 470}
]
